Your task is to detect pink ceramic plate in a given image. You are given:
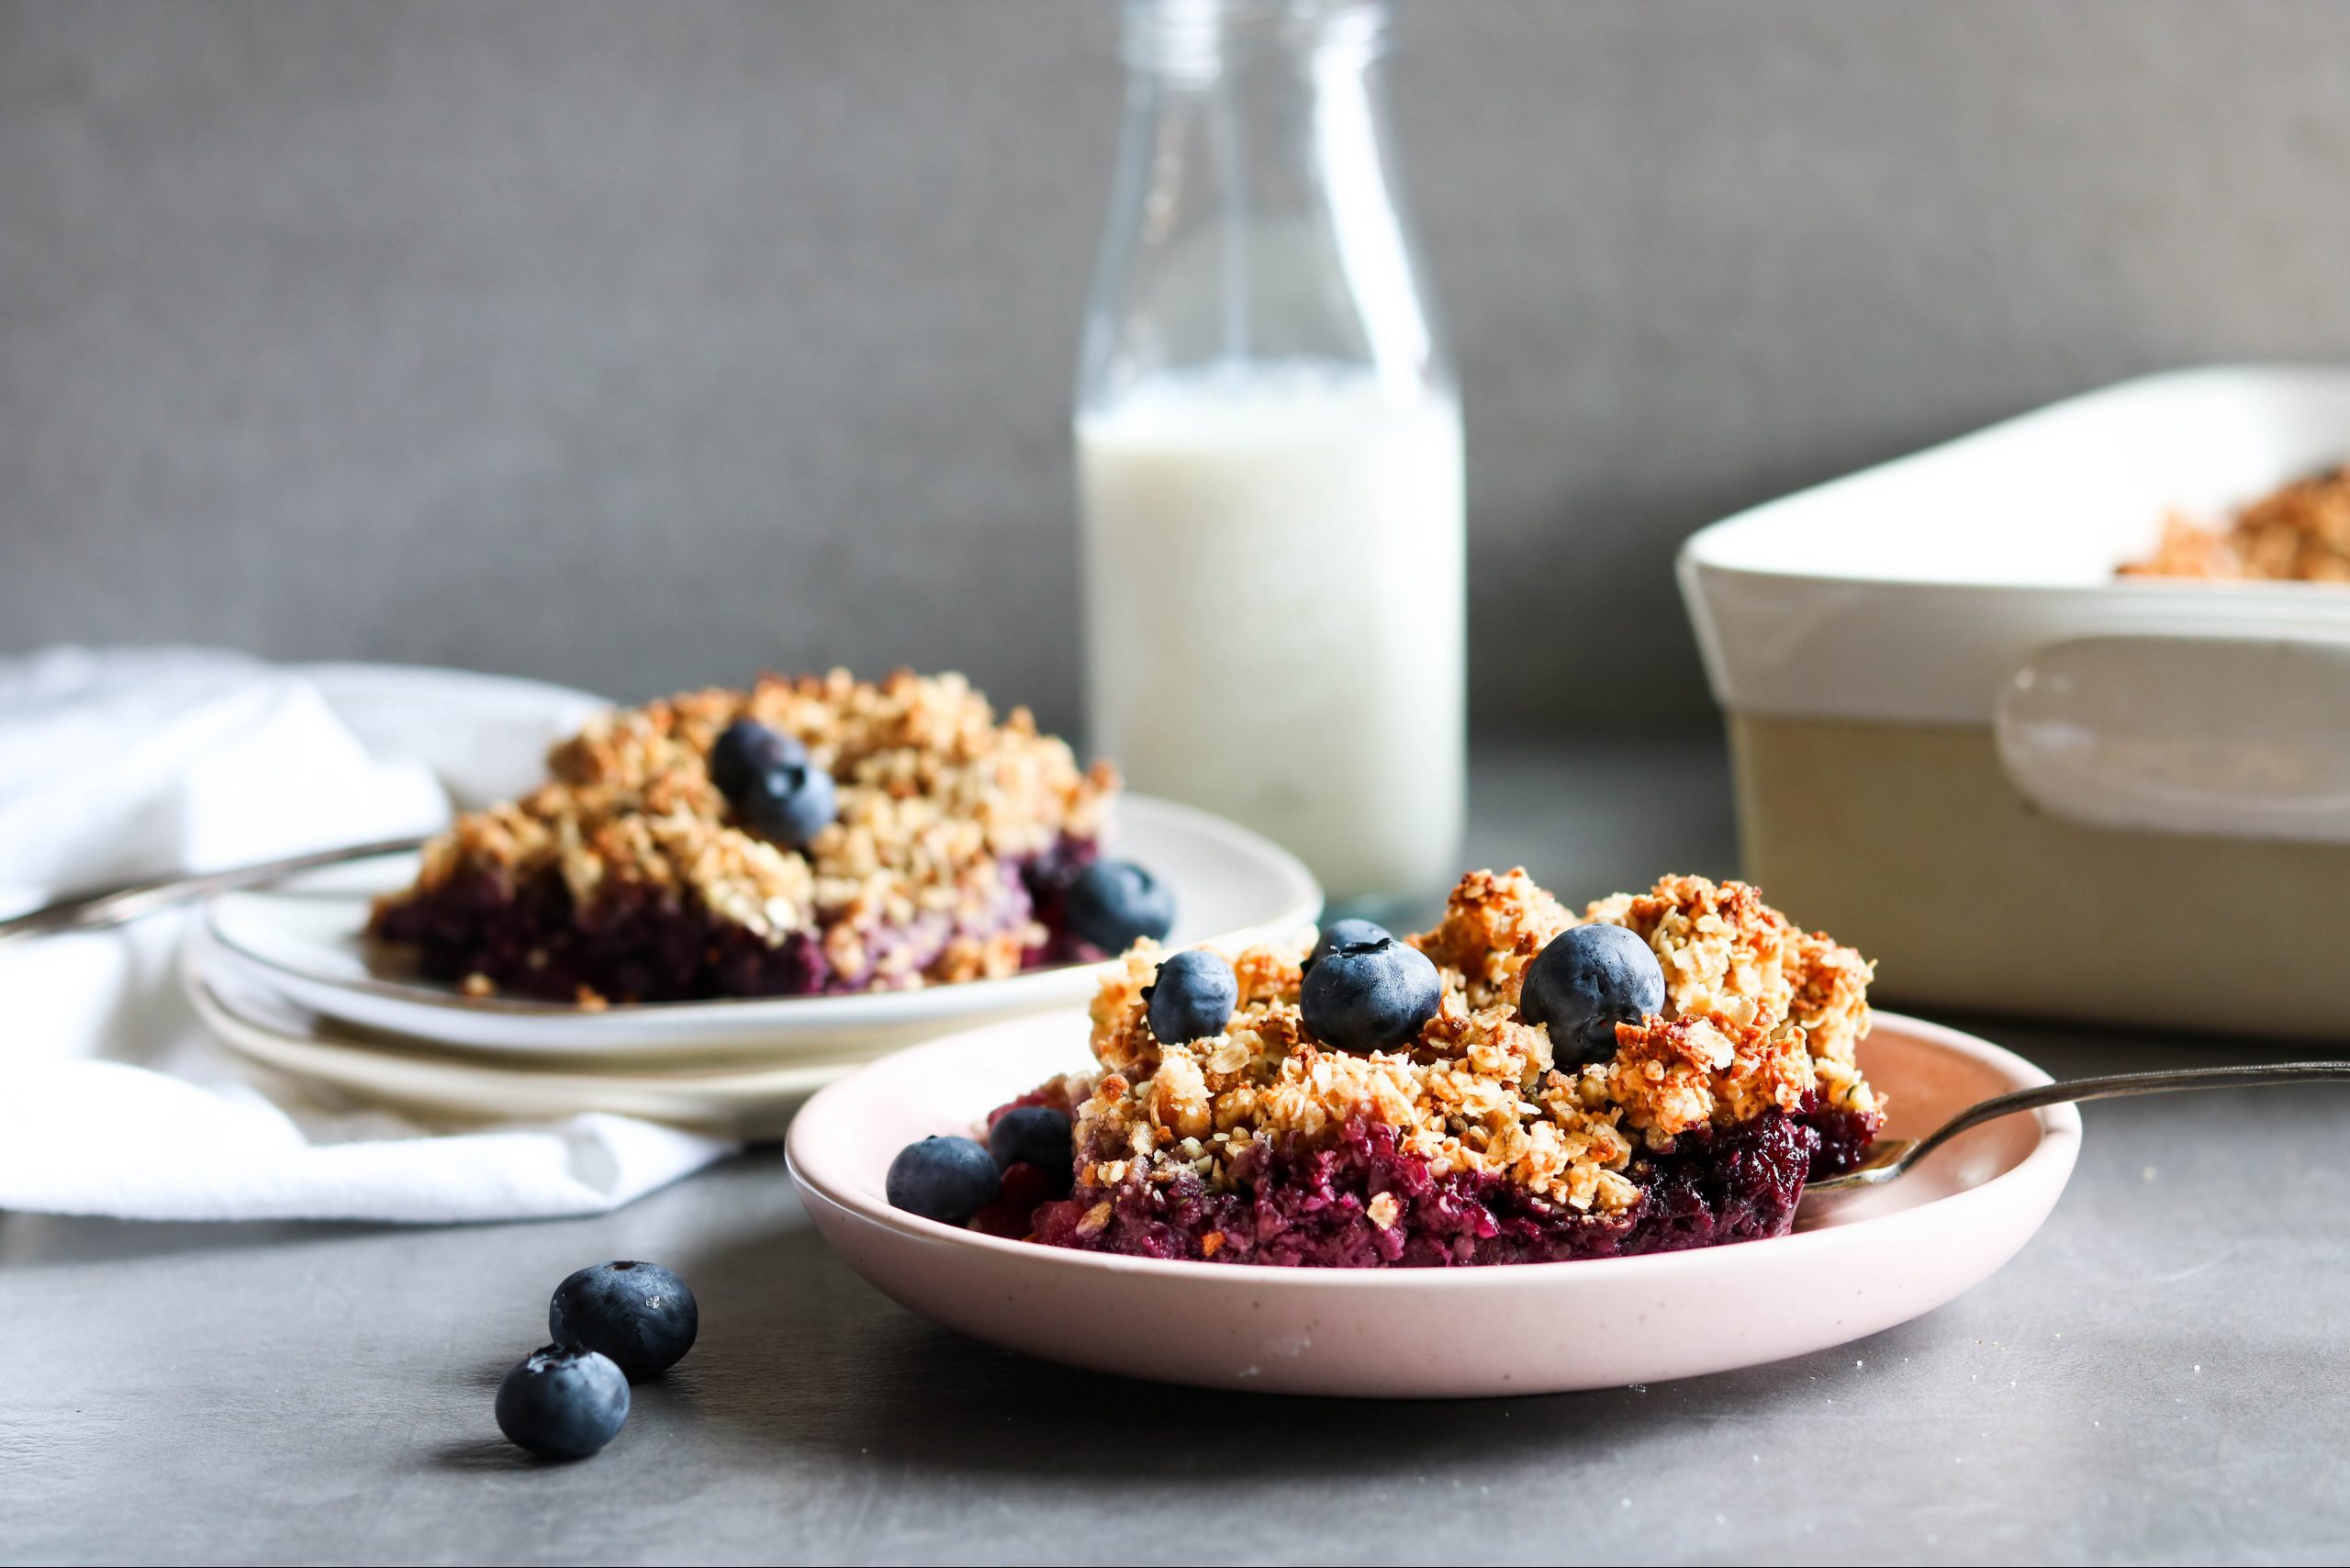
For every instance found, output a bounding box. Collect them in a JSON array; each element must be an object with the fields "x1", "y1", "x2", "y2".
[{"x1": 787, "y1": 1010, "x2": 2080, "y2": 1397}]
